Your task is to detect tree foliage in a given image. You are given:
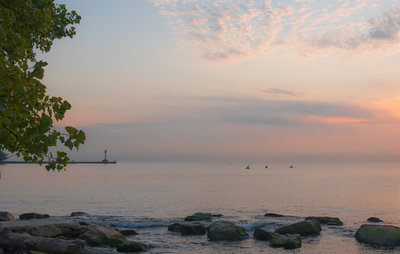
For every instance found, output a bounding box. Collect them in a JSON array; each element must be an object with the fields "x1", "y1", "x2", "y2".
[{"x1": 0, "y1": 0, "x2": 85, "y2": 170}]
